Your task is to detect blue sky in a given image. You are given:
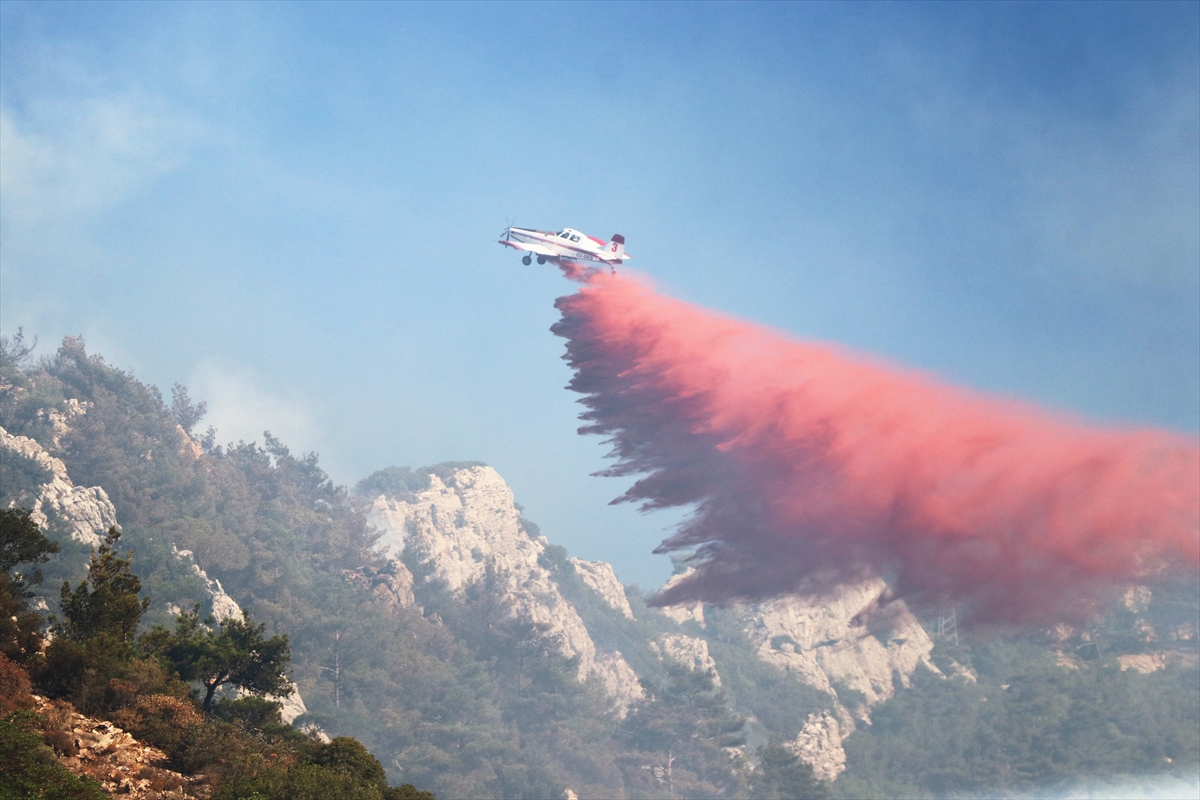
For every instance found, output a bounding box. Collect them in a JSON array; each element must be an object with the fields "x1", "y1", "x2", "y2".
[{"x1": 2, "y1": 1, "x2": 1197, "y2": 590}]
